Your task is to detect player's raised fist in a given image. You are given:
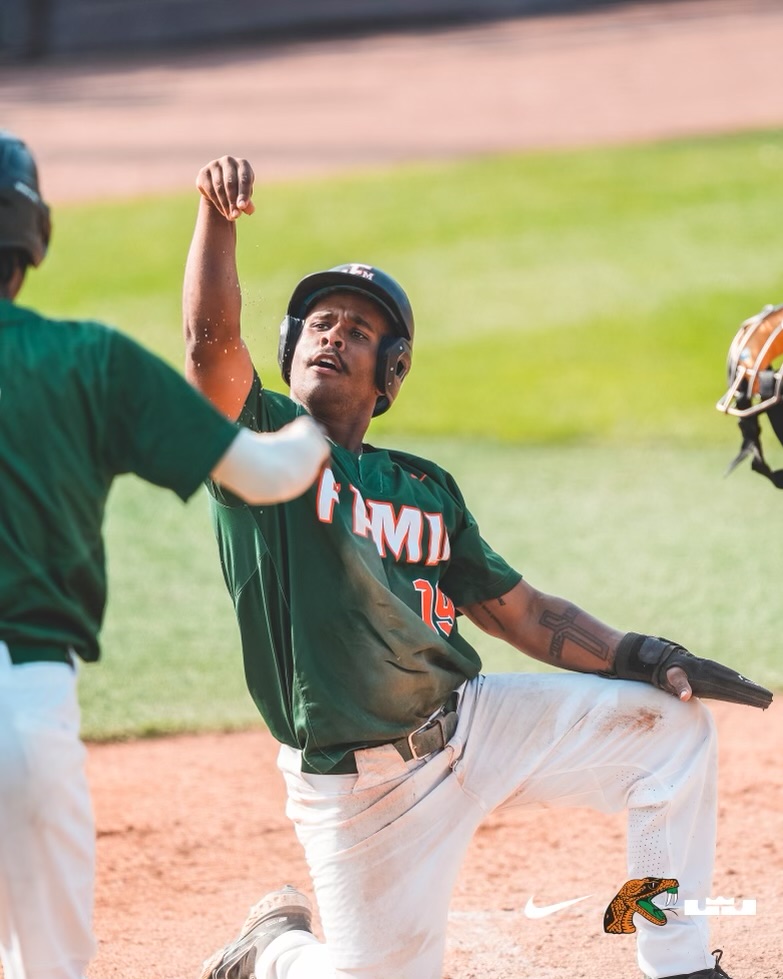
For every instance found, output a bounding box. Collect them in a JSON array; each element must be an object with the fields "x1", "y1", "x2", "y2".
[{"x1": 196, "y1": 156, "x2": 255, "y2": 221}]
